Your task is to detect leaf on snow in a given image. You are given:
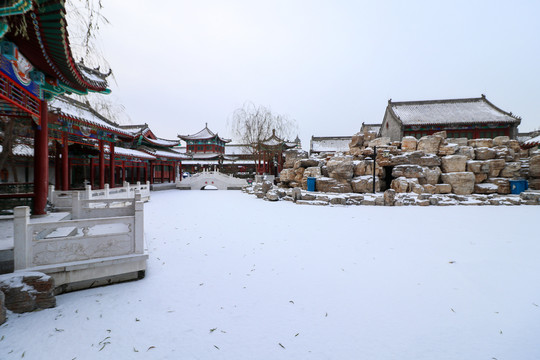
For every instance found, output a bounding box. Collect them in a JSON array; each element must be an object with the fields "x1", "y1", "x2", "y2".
[
  {"x1": 210, "y1": 328, "x2": 217, "y2": 333},
  {"x1": 147, "y1": 346, "x2": 156, "y2": 351},
  {"x1": 279, "y1": 343, "x2": 285, "y2": 349},
  {"x1": 214, "y1": 345, "x2": 220, "y2": 350}
]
